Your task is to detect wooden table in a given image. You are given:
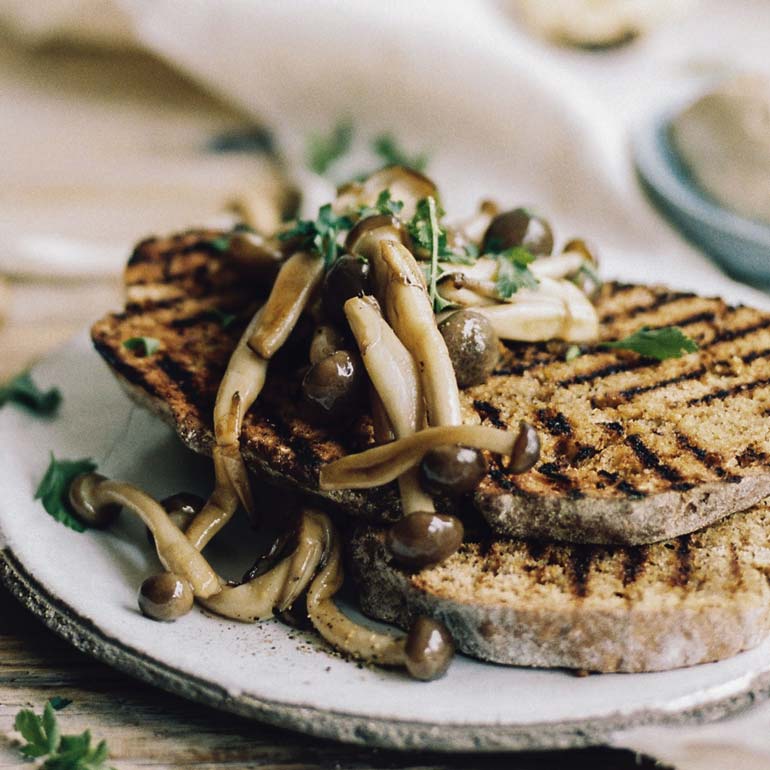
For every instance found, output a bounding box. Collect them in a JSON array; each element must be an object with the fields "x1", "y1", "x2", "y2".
[{"x1": 0, "y1": 586, "x2": 661, "y2": 770}]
